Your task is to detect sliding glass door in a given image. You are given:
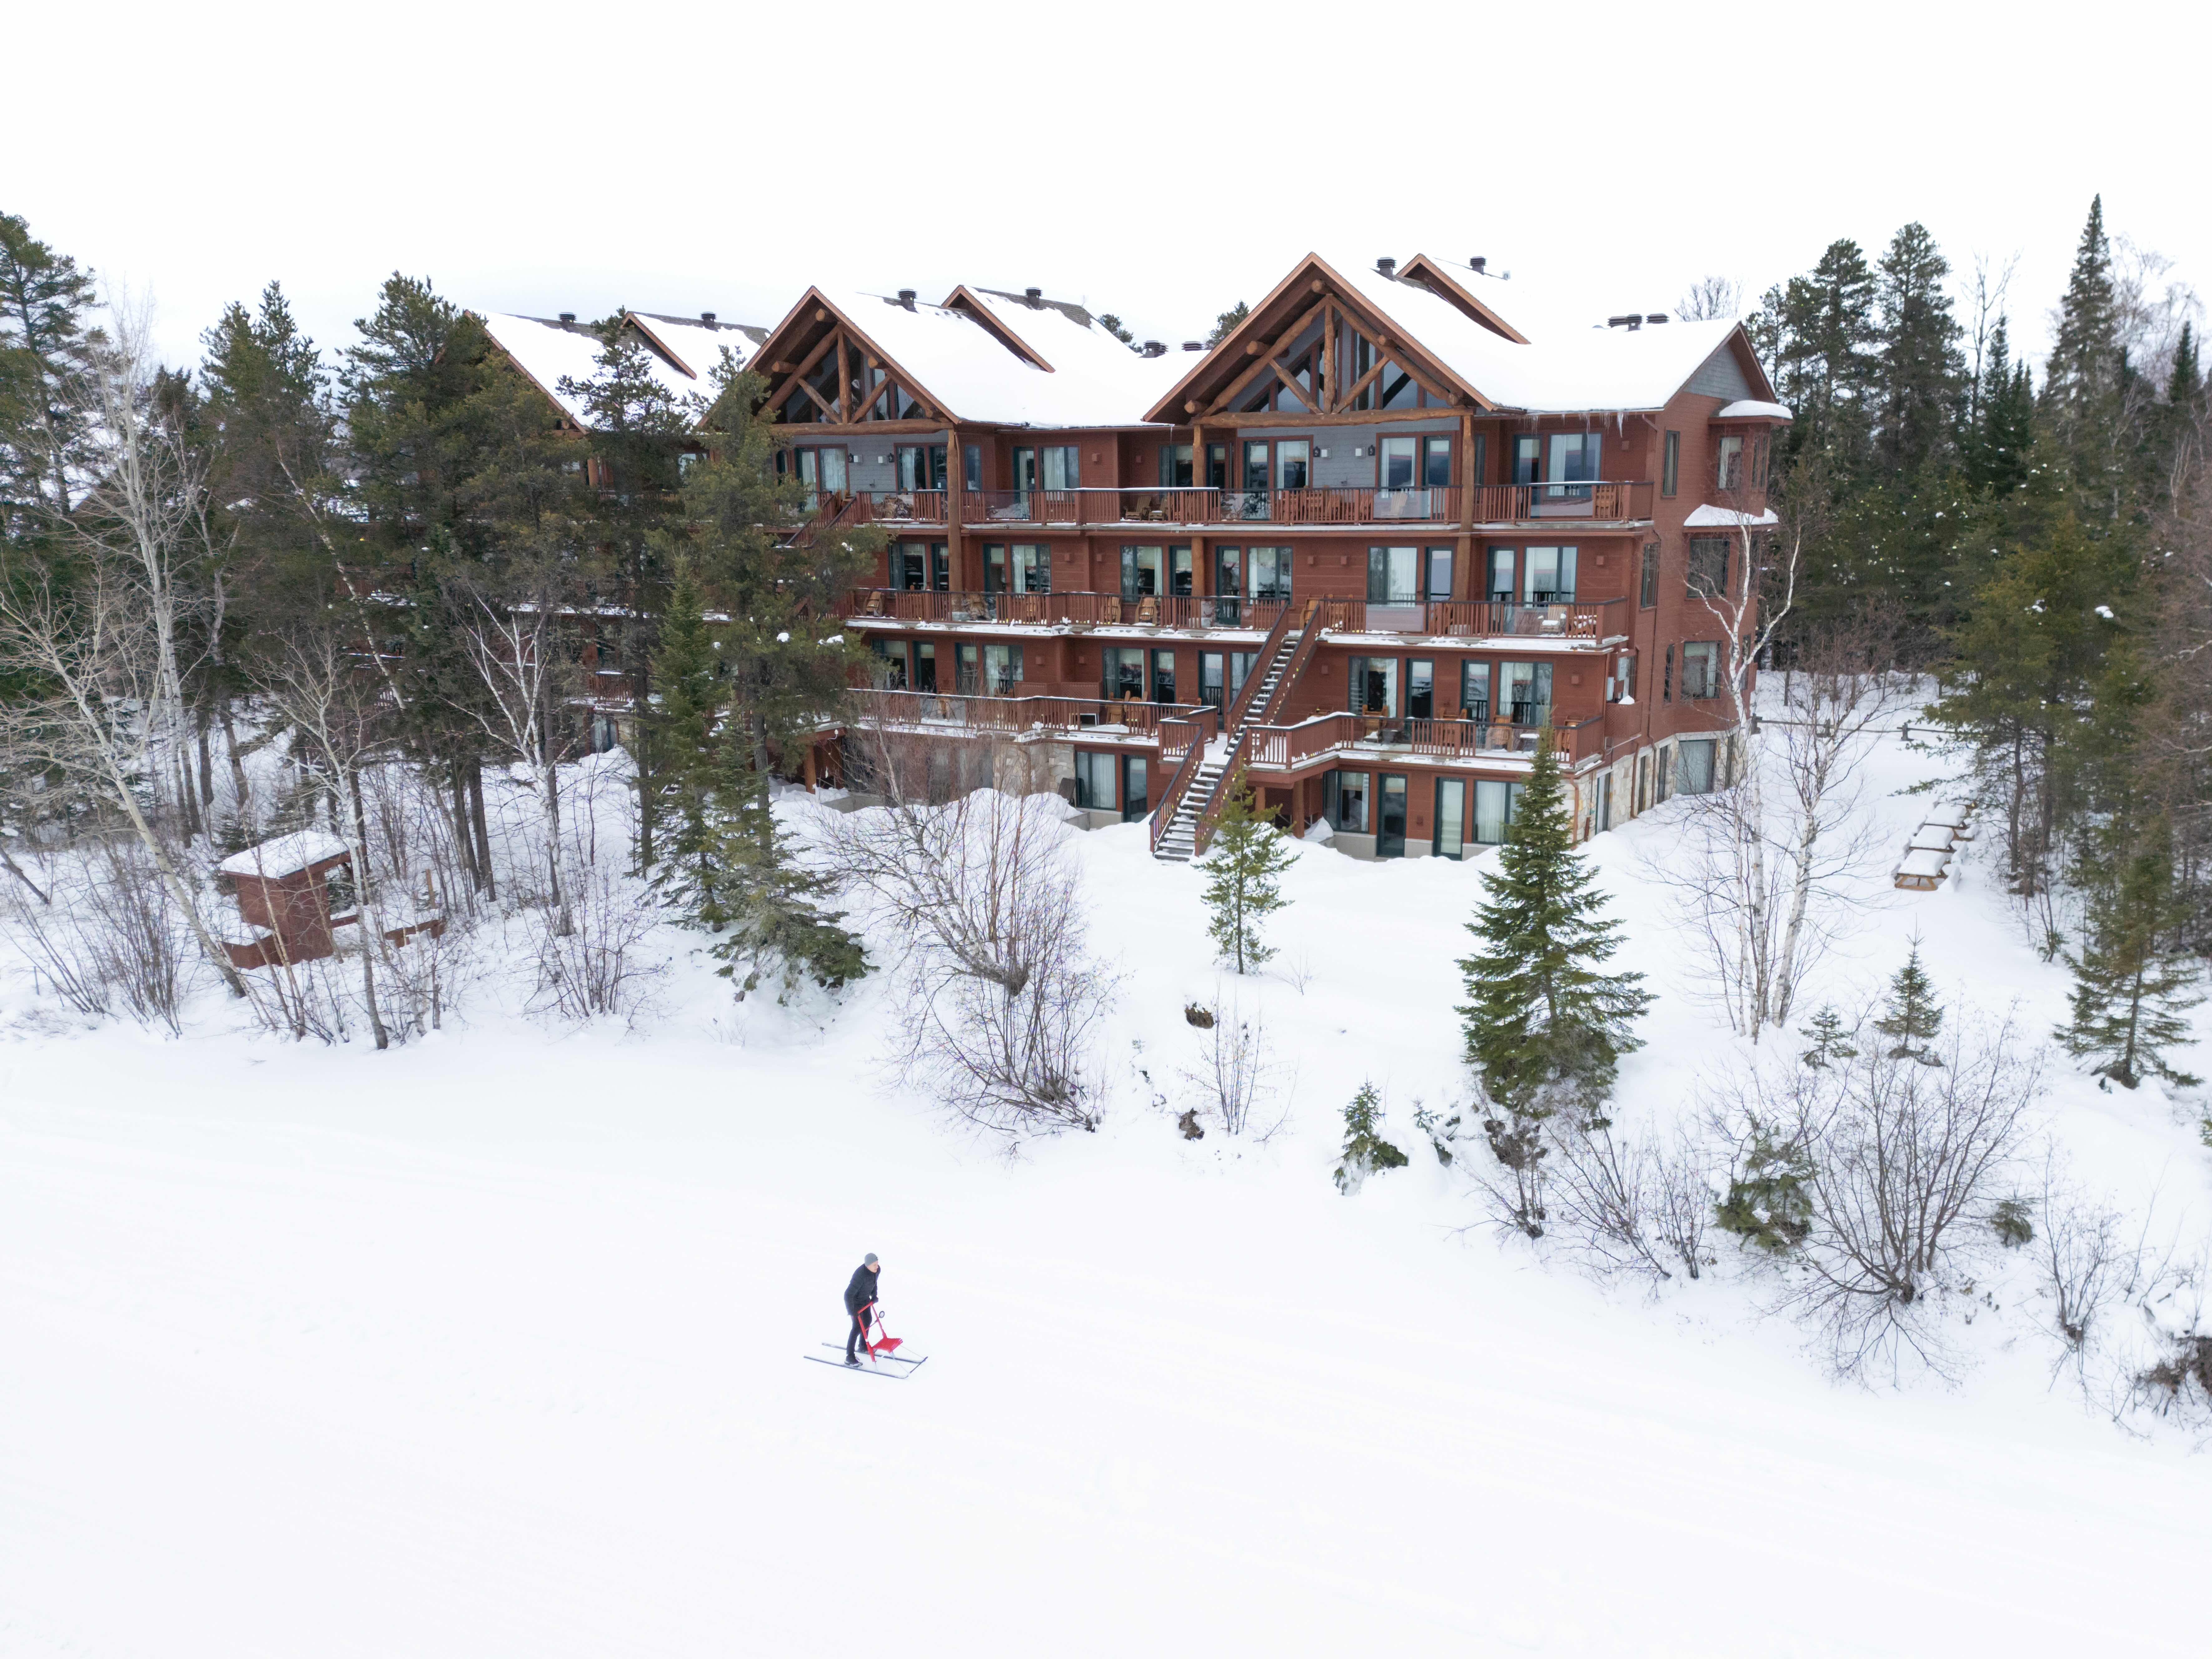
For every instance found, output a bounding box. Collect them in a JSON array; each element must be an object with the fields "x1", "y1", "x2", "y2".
[{"x1": 1433, "y1": 778, "x2": 1465, "y2": 858}]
